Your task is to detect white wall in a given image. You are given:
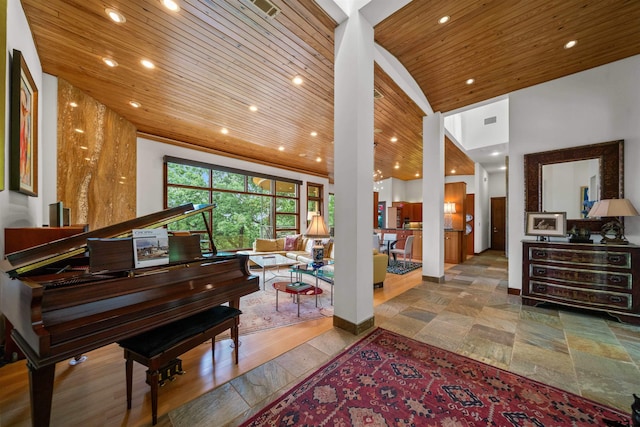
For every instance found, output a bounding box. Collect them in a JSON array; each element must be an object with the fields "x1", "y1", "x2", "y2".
[
  {"x1": 41, "y1": 74, "x2": 58, "y2": 222},
  {"x1": 488, "y1": 171, "x2": 506, "y2": 198},
  {"x1": 461, "y1": 98, "x2": 509, "y2": 150},
  {"x1": 0, "y1": 0, "x2": 44, "y2": 256},
  {"x1": 508, "y1": 54, "x2": 640, "y2": 290},
  {"x1": 474, "y1": 165, "x2": 490, "y2": 252},
  {"x1": 137, "y1": 137, "x2": 330, "y2": 220},
  {"x1": 404, "y1": 178, "x2": 422, "y2": 202}
]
